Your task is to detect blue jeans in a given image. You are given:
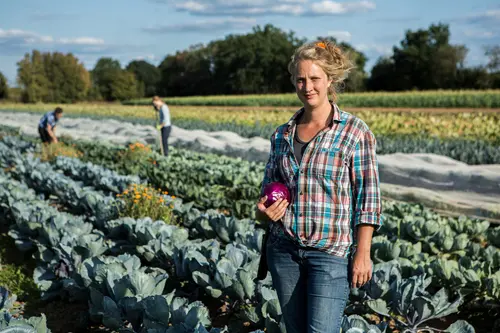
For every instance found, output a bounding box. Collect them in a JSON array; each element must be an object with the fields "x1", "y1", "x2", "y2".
[{"x1": 267, "y1": 234, "x2": 349, "y2": 333}]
